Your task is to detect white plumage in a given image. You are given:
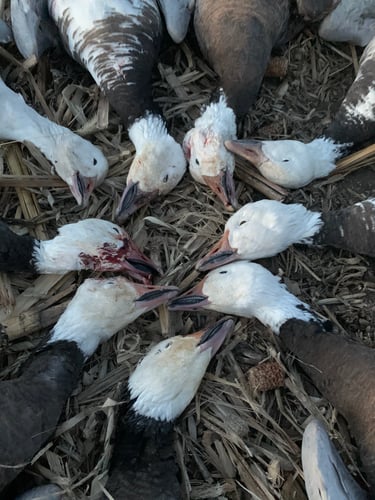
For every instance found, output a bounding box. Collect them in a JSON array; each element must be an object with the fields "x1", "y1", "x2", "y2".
[
  {"x1": 224, "y1": 200, "x2": 322, "y2": 259},
  {"x1": 48, "y1": 276, "x2": 179, "y2": 357},
  {"x1": 0, "y1": 78, "x2": 108, "y2": 204},
  {"x1": 170, "y1": 261, "x2": 317, "y2": 334}
]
